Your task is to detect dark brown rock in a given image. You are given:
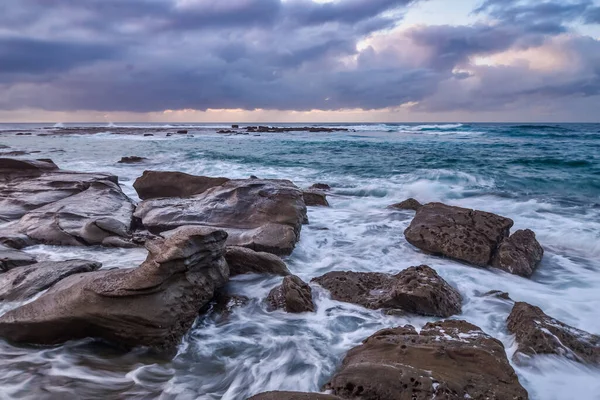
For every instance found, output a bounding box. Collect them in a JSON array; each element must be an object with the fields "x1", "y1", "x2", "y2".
[
  {"x1": 232, "y1": 125, "x2": 239, "y2": 129},
  {"x1": 133, "y1": 171, "x2": 230, "y2": 200},
  {"x1": 484, "y1": 290, "x2": 512, "y2": 300},
  {"x1": 389, "y1": 198, "x2": 422, "y2": 211},
  {"x1": 326, "y1": 320, "x2": 528, "y2": 400},
  {"x1": 144, "y1": 133, "x2": 154, "y2": 137},
  {"x1": 404, "y1": 202, "x2": 514, "y2": 267},
  {"x1": 176, "y1": 130, "x2": 188, "y2": 134},
  {"x1": 249, "y1": 392, "x2": 342, "y2": 400},
  {"x1": 312, "y1": 265, "x2": 462, "y2": 318},
  {"x1": 267, "y1": 275, "x2": 314, "y2": 313},
  {"x1": 225, "y1": 246, "x2": 290, "y2": 277},
  {"x1": 303, "y1": 190, "x2": 329, "y2": 207},
  {"x1": 134, "y1": 176, "x2": 307, "y2": 256},
  {"x1": 309, "y1": 183, "x2": 331, "y2": 191},
  {"x1": 203, "y1": 291, "x2": 250, "y2": 321},
  {"x1": 0, "y1": 259, "x2": 101, "y2": 301},
  {"x1": 507, "y1": 302, "x2": 600, "y2": 364},
  {"x1": 491, "y1": 230, "x2": 543, "y2": 277},
  {"x1": 0, "y1": 226, "x2": 229, "y2": 350},
  {"x1": 118, "y1": 156, "x2": 148, "y2": 164},
  {"x1": 0, "y1": 244, "x2": 37, "y2": 272}
]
